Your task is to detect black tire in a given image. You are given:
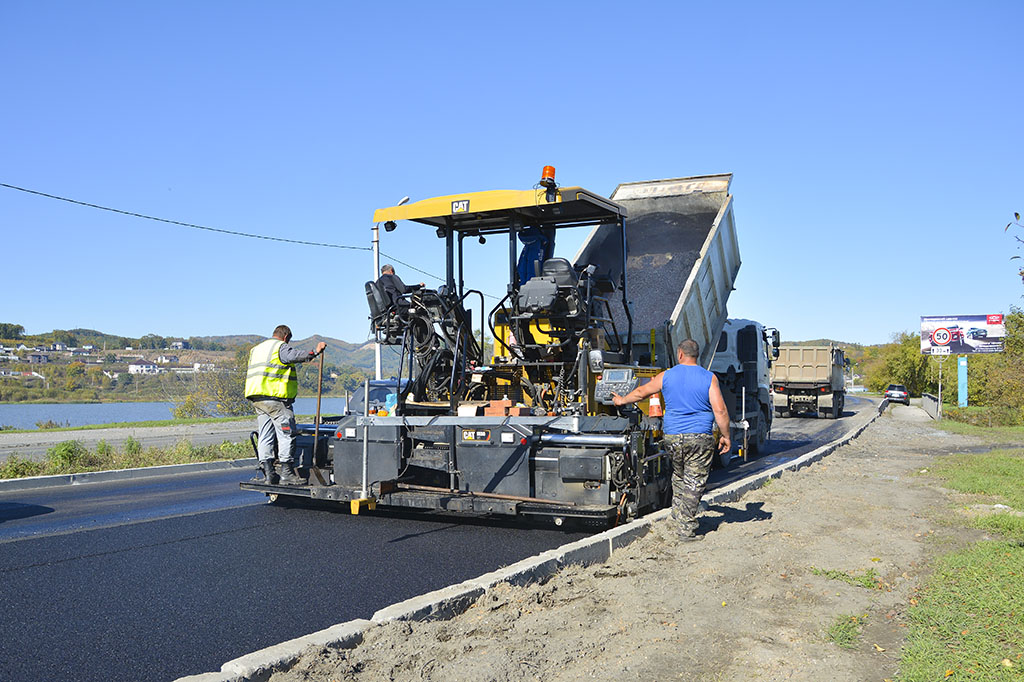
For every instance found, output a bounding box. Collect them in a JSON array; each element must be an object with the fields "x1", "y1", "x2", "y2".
[{"x1": 749, "y1": 412, "x2": 769, "y2": 455}]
